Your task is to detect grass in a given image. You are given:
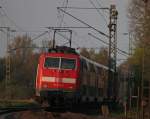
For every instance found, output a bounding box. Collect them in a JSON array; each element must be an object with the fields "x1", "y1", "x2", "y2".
[
  {"x1": 0, "y1": 99, "x2": 37, "y2": 108},
  {"x1": 110, "y1": 110, "x2": 125, "y2": 118}
]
